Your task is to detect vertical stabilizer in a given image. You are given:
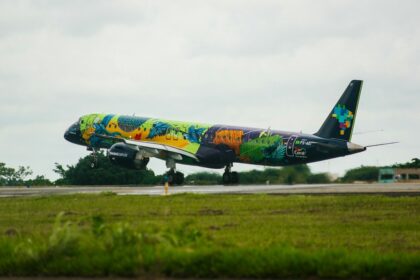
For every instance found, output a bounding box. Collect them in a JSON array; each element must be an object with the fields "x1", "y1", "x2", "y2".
[{"x1": 315, "y1": 80, "x2": 363, "y2": 141}]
